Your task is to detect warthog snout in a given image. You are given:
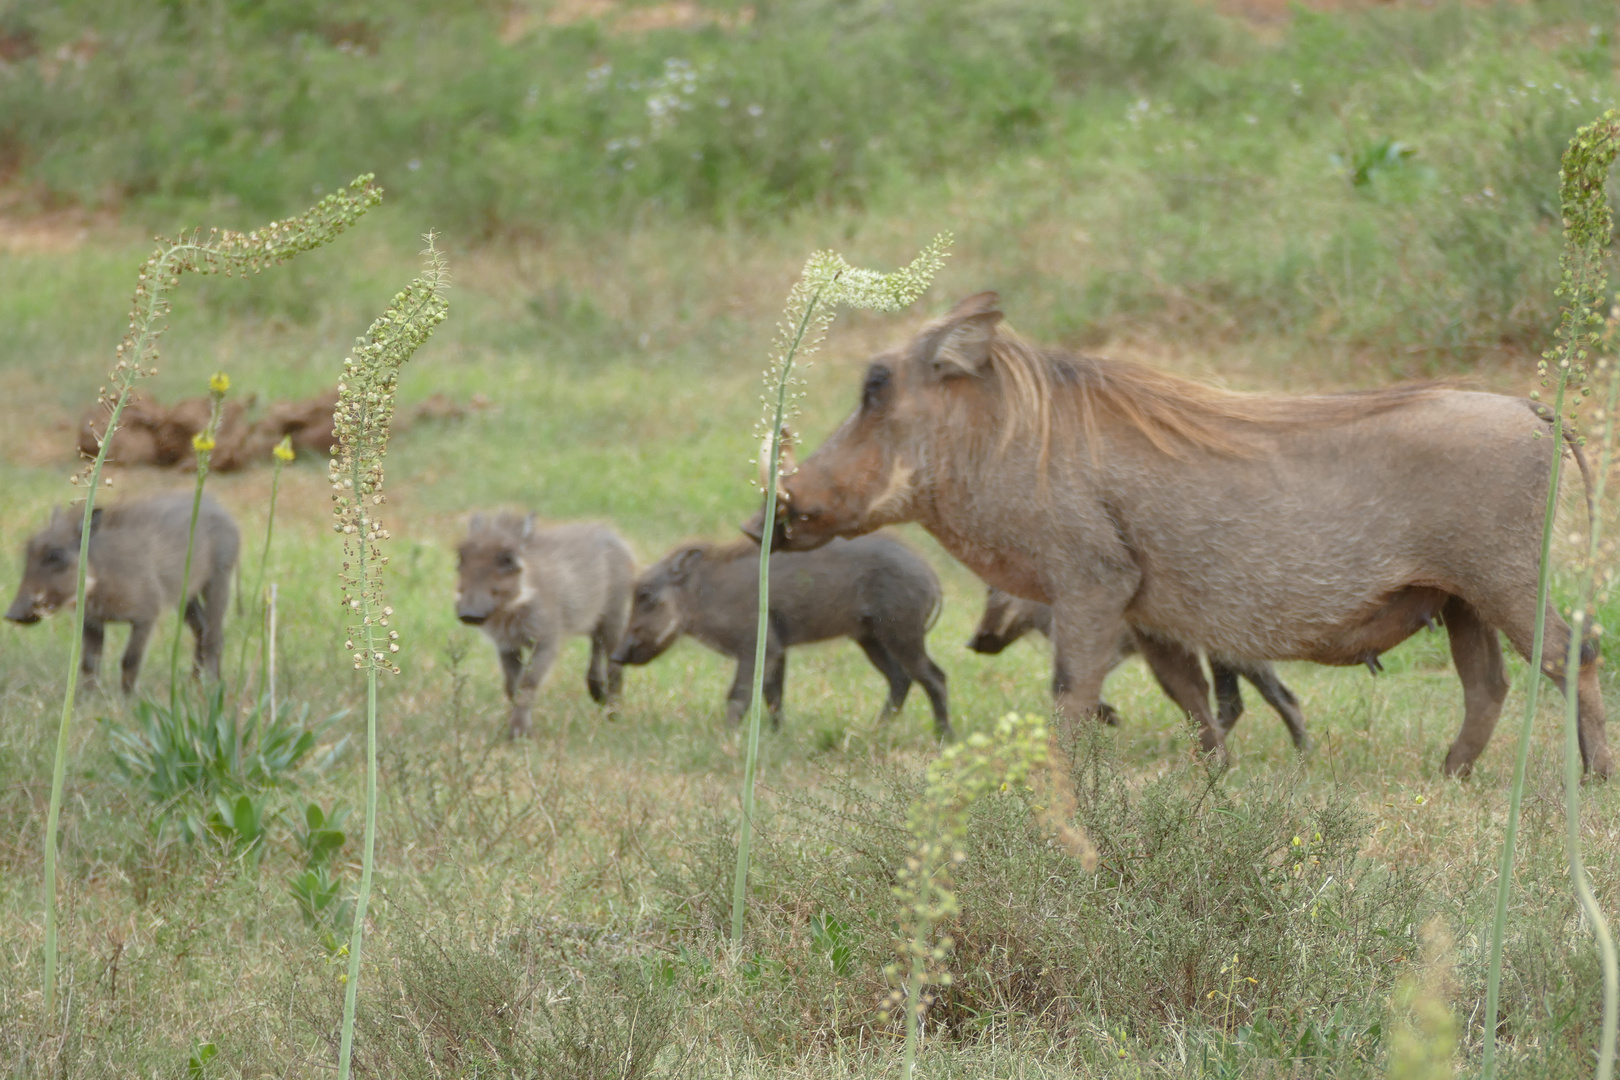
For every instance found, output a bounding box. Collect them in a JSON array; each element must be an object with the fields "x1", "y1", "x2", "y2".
[
  {"x1": 5, "y1": 595, "x2": 41, "y2": 624},
  {"x1": 608, "y1": 638, "x2": 652, "y2": 666},
  {"x1": 738, "y1": 511, "x2": 791, "y2": 552},
  {"x1": 456, "y1": 604, "x2": 491, "y2": 626},
  {"x1": 965, "y1": 629, "x2": 1007, "y2": 654}
]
